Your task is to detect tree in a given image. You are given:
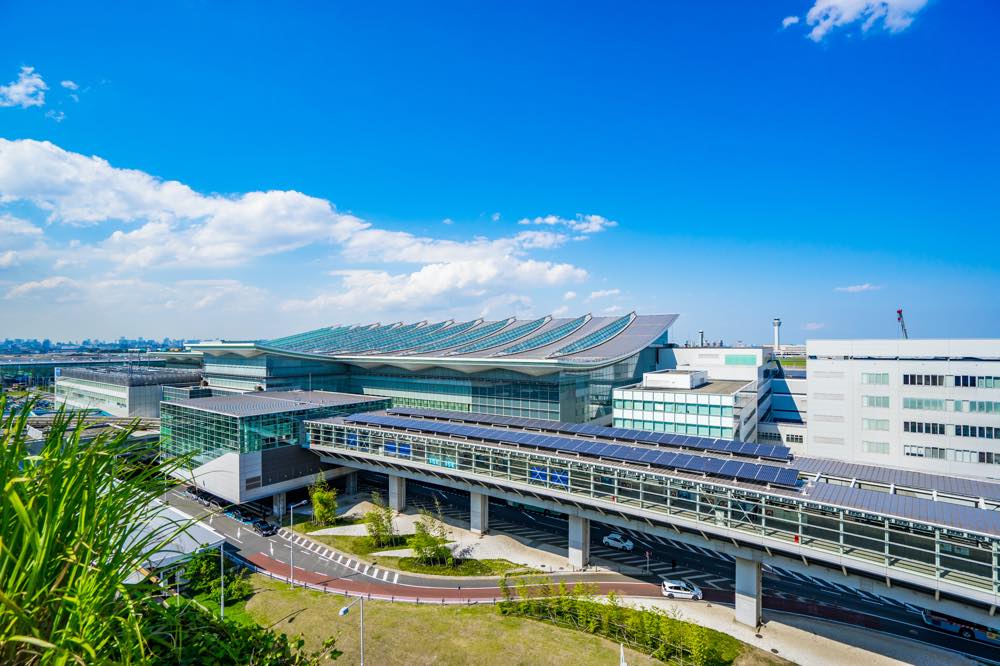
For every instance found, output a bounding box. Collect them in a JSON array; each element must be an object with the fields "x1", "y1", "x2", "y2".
[
  {"x1": 364, "y1": 490, "x2": 397, "y2": 548},
  {"x1": 183, "y1": 549, "x2": 254, "y2": 602},
  {"x1": 0, "y1": 397, "x2": 323, "y2": 665},
  {"x1": 409, "y1": 498, "x2": 450, "y2": 565},
  {"x1": 309, "y1": 474, "x2": 338, "y2": 526}
]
